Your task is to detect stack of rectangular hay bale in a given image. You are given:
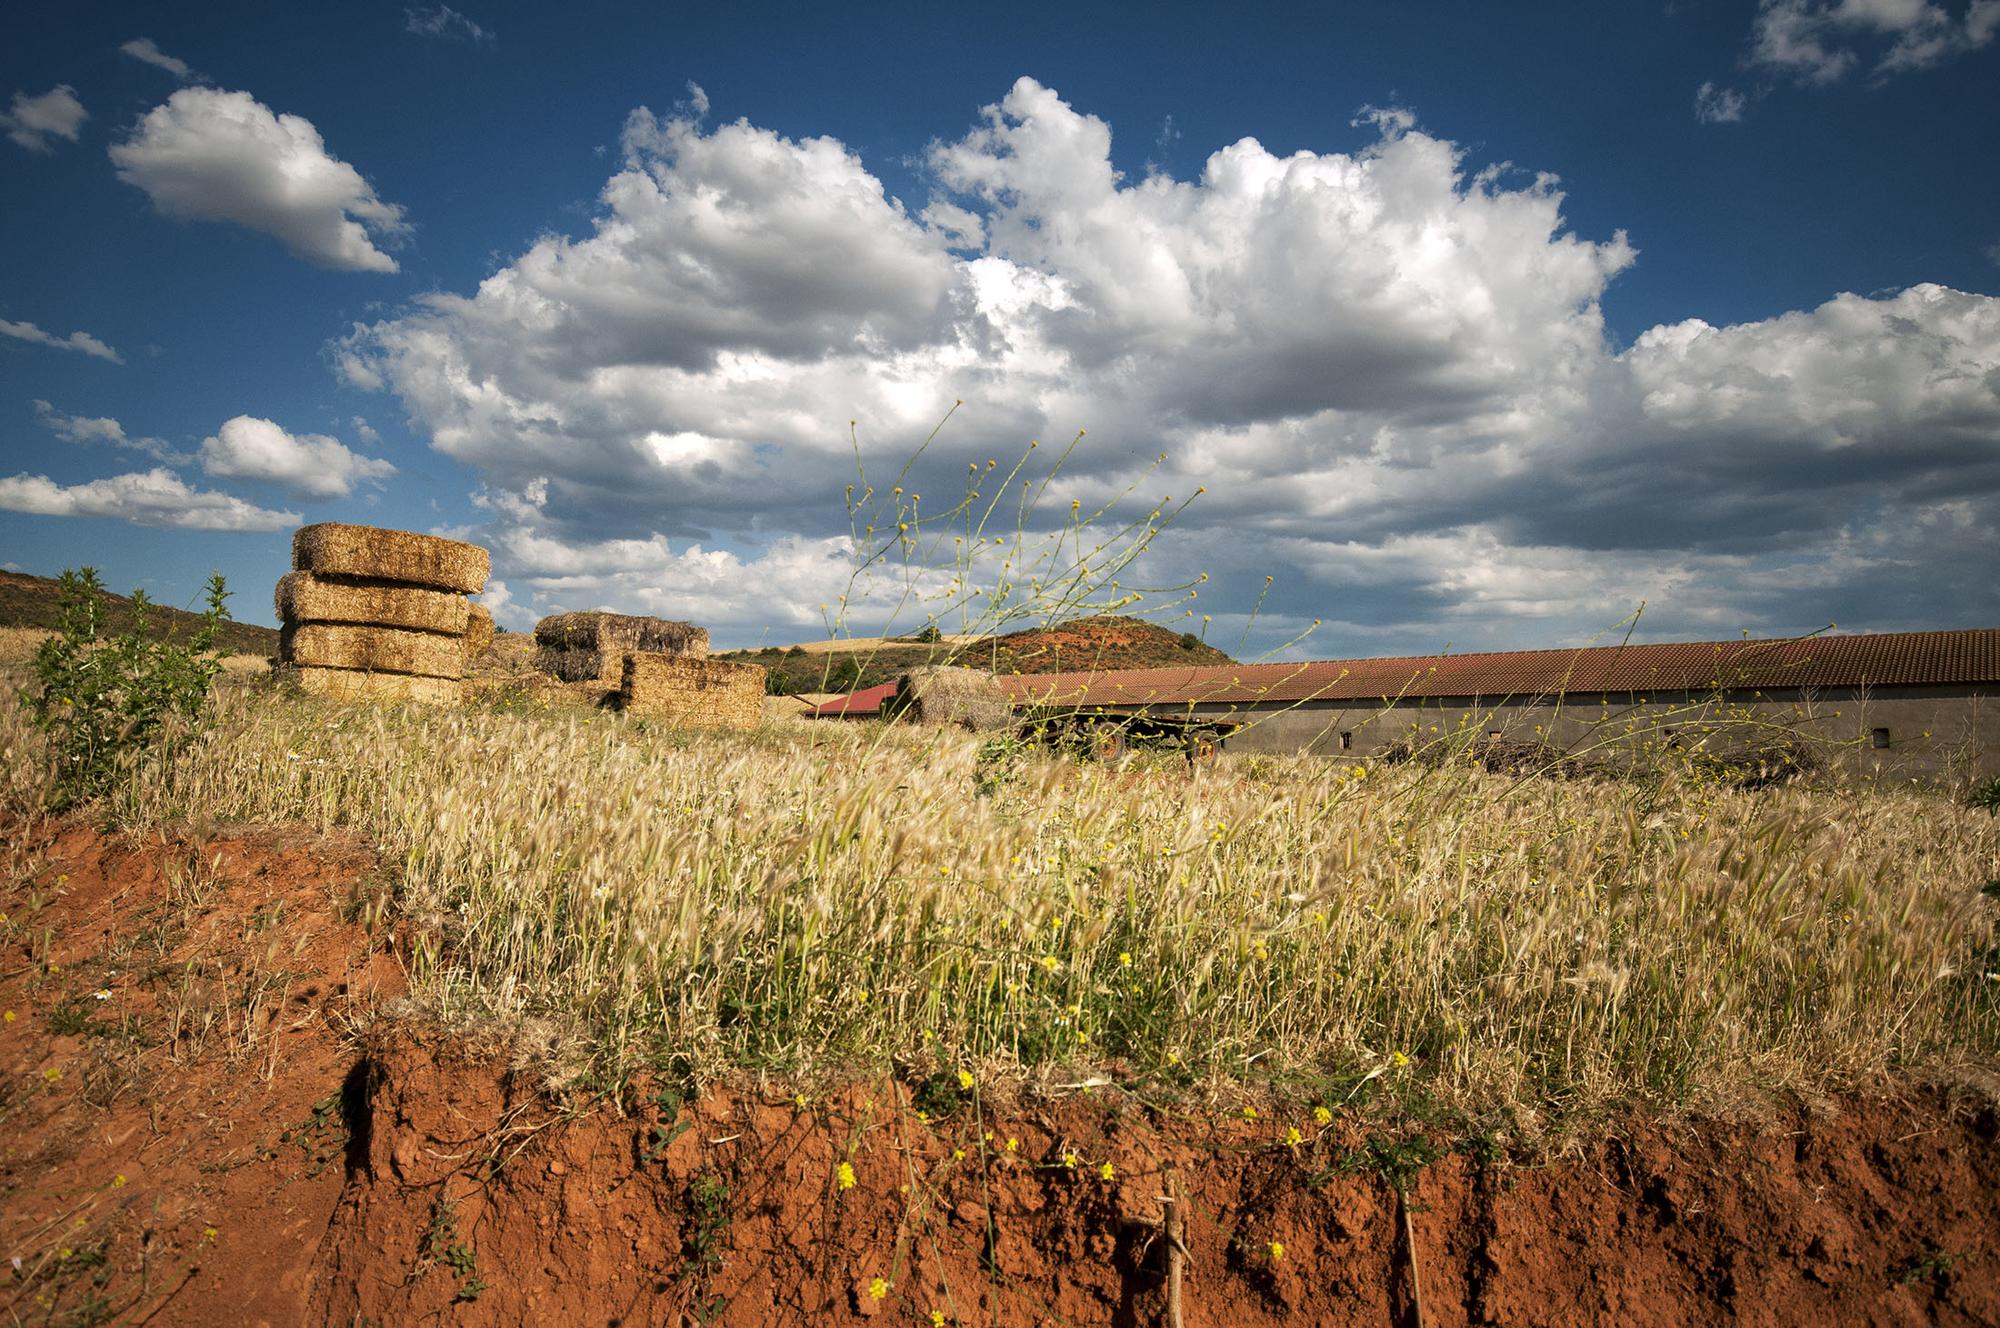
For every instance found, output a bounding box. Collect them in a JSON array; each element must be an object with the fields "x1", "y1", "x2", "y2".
[
  {"x1": 534, "y1": 612, "x2": 710, "y2": 684},
  {"x1": 277, "y1": 523, "x2": 490, "y2": 705},
  {"x1": 532, "y1": 611, "x2": 762, "y2": 727}
]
